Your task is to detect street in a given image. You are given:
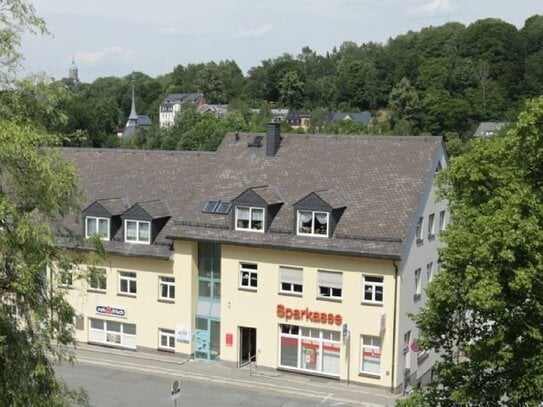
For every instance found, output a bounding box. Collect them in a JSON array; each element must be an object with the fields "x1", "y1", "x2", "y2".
[{"x1": 54, "y1": 345, "x2": 396, "y2": 407}]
